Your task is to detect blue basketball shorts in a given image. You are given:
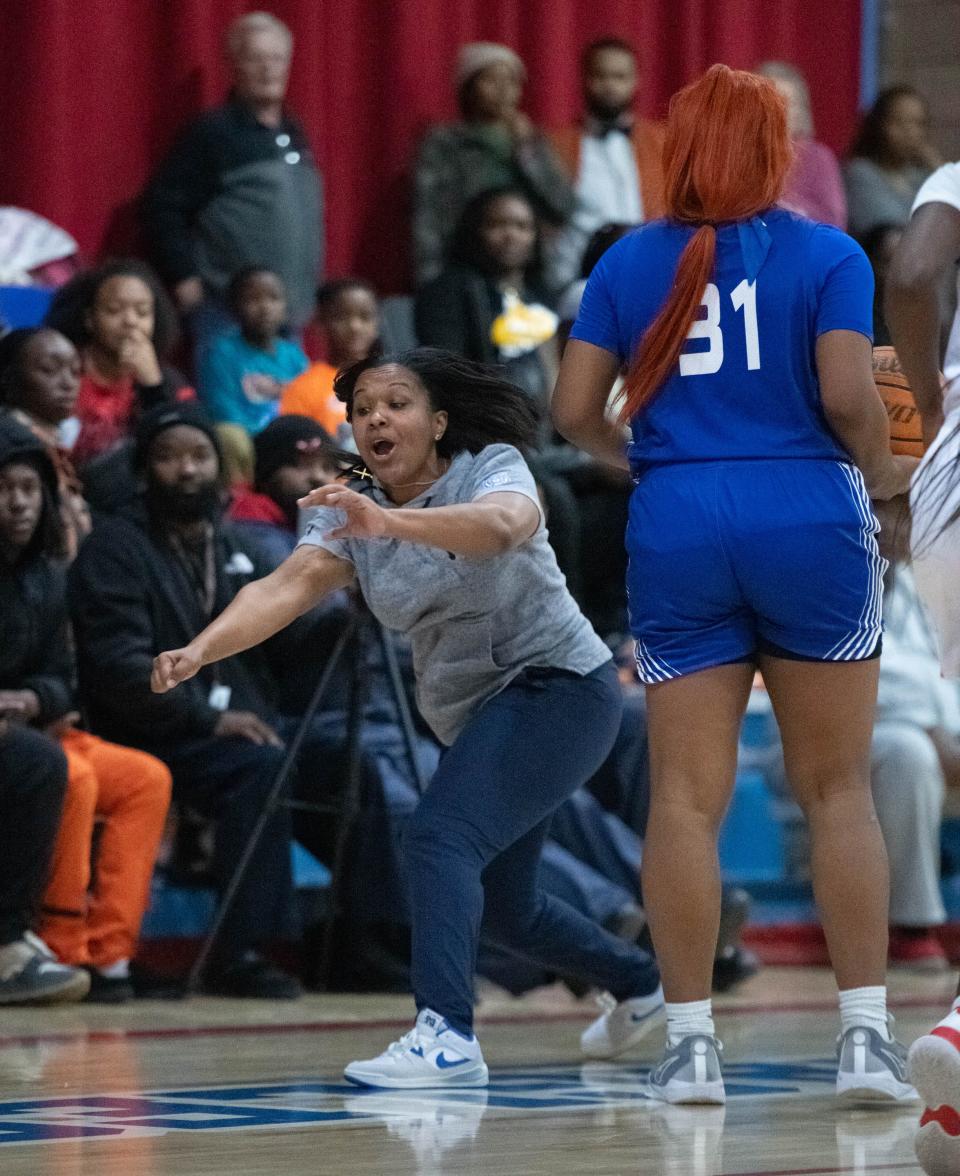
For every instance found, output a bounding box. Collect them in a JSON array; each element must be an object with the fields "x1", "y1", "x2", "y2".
[{"x1": 625, "y1": 459, "x2": 887, "y2": 685}]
